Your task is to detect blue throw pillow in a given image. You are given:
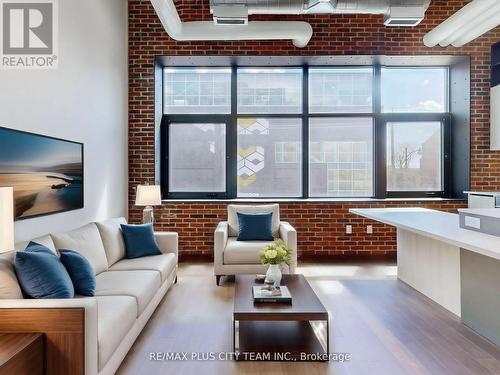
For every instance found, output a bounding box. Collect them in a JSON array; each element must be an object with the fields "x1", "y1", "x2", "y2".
[
  {"x1": 237, "y1": 212, "x2": 274, "y2": 241},
  {"x1": 25, "y1": 241, "x2": 55, "y2": 255},
  {"x1": 59, "y1": 250, "x2": 96, "y2": 296},
  {"x1": 14, "y1": 251, "x2": 74, "y2": 299},
  {"x1": 120, "y1": 223, "x2": 161, "y2": 259}
]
